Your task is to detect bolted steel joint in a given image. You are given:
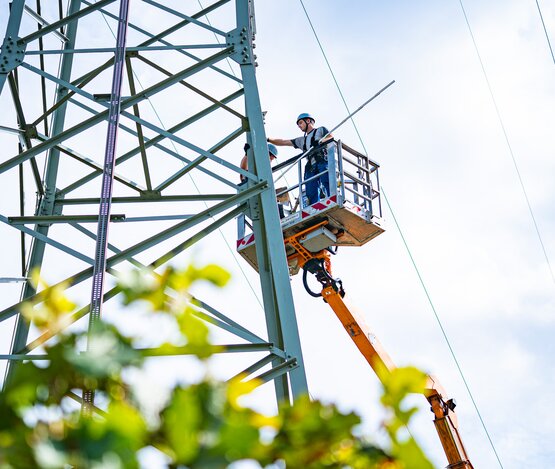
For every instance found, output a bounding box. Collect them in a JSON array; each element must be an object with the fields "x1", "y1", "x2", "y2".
[
  {"x1": 0, "y1": 36, "x2": 25, "y2": 74},
  {"x1": 227, "y1": 27, "x2": 255, "y2": 65}
]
